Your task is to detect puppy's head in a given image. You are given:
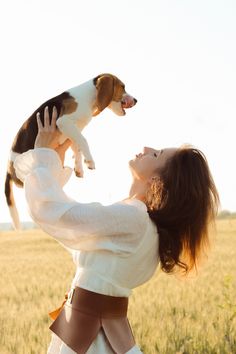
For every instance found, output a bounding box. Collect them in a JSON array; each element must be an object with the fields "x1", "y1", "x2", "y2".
[{"x1": 93, "y1": 74, "x2": 137, "y2": 116}]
